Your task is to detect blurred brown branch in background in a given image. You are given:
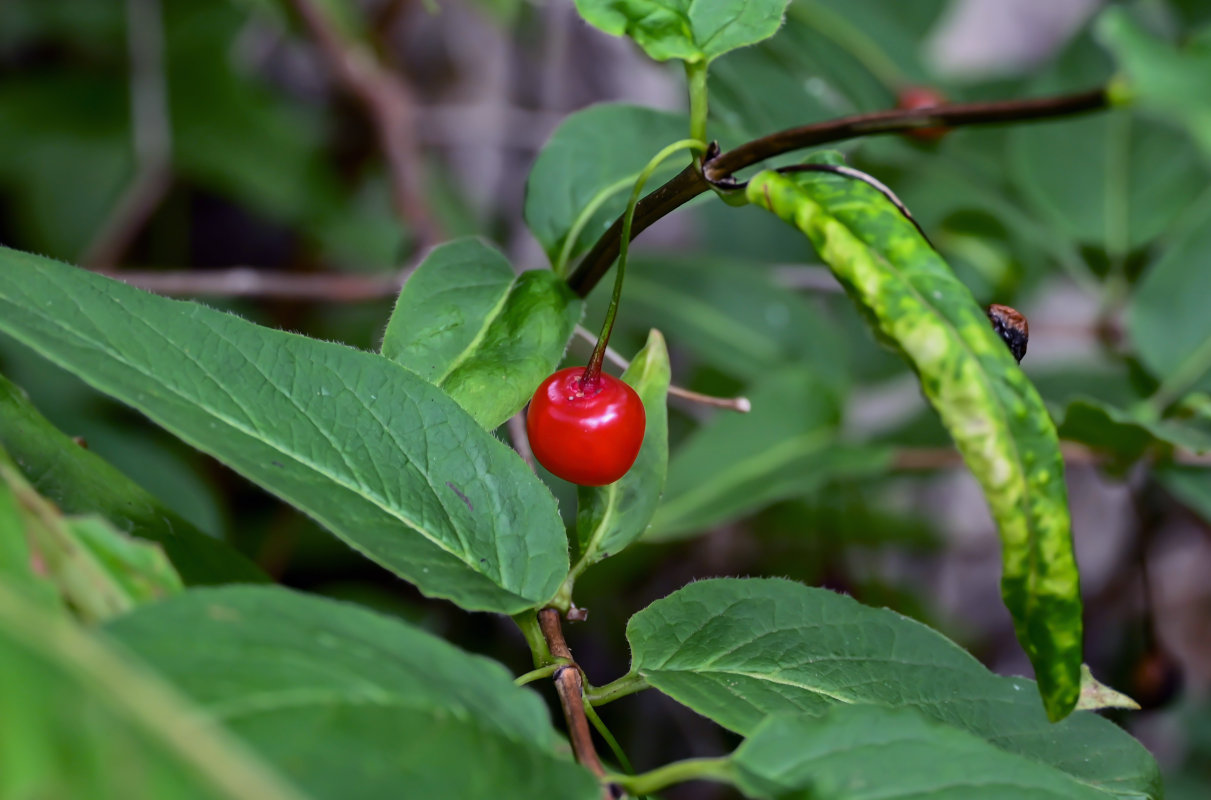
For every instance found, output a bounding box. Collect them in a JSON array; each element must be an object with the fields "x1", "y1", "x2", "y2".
[{"x1": 287, "y1": 0, "x2": 441, "y2": 250}]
